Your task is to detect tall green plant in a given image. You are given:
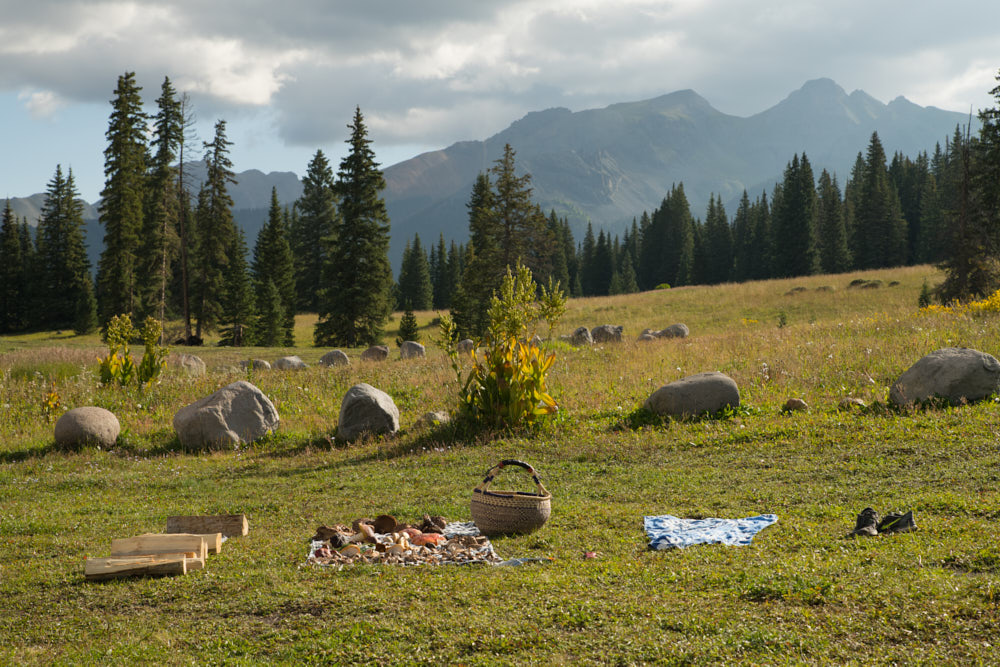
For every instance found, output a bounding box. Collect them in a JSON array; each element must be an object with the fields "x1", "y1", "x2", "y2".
[
  {"x1": 438, "y1": 263, "x2": 564, "y2": 429},
  {"x1": 98, "y1": 314, "x2": 168, "y2": 387}
]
